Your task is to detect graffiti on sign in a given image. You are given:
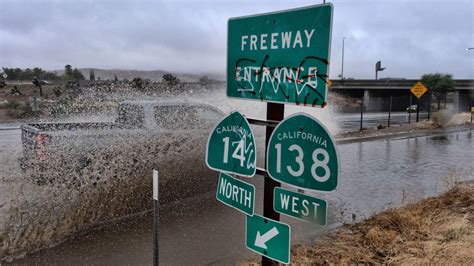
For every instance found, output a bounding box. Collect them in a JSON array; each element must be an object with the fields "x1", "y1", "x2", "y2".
[{"x1": 227, "y1": 4, "x2": 333, "y2": 107}]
